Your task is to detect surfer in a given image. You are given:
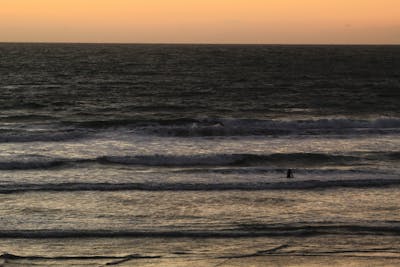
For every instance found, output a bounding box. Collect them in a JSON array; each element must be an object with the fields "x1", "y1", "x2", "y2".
[{"x1": 286, "y1": 169, "x2": 294, "y2": 178}]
